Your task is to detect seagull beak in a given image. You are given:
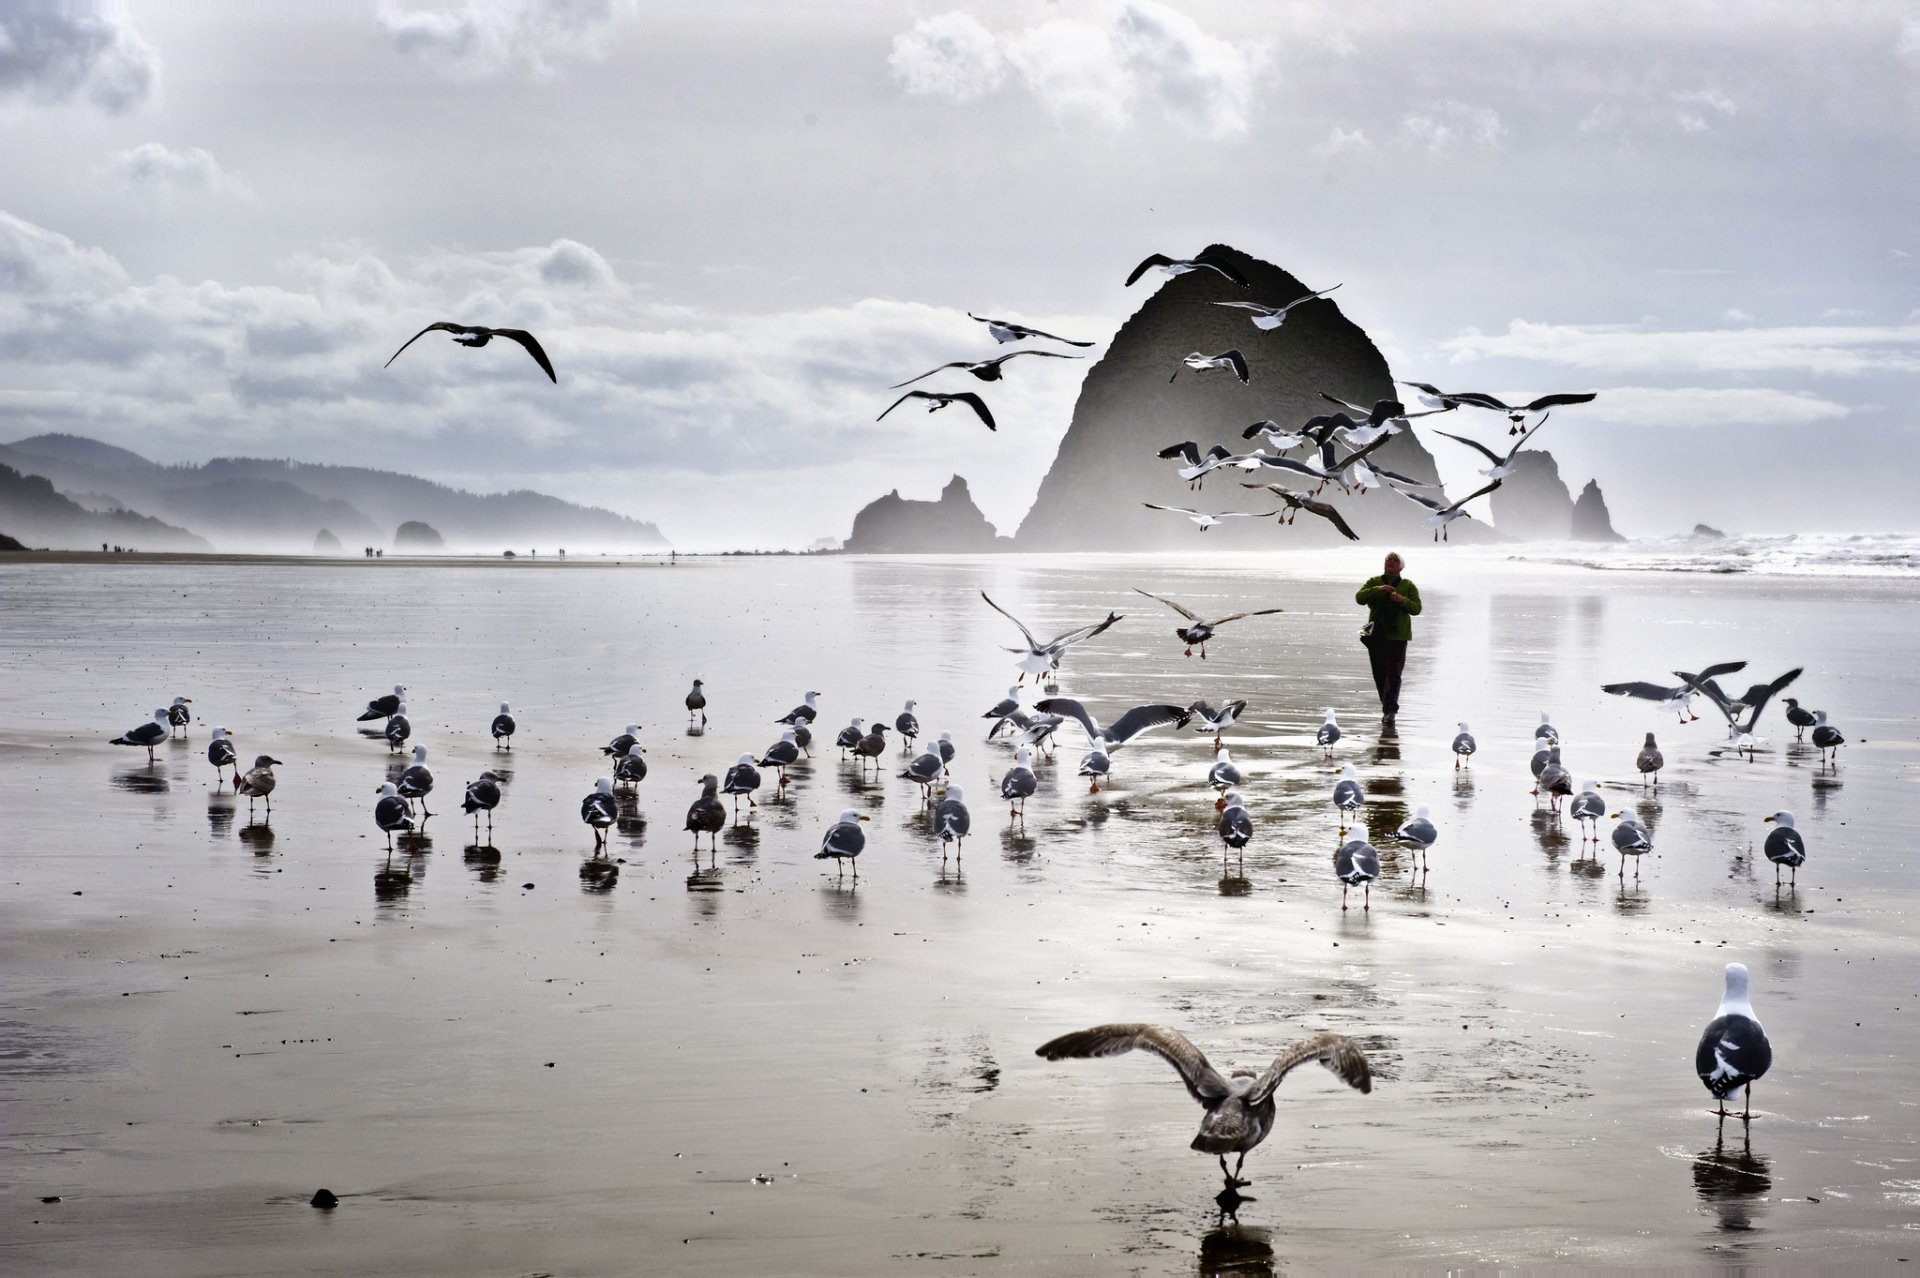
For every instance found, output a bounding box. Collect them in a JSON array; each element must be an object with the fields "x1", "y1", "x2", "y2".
[
  {"x1": 1763, "y1": 814, "x2": 1776, "y2": 823},
  {"x1": 857, "y1": 814, "x2": 871, "y2": 822}
]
